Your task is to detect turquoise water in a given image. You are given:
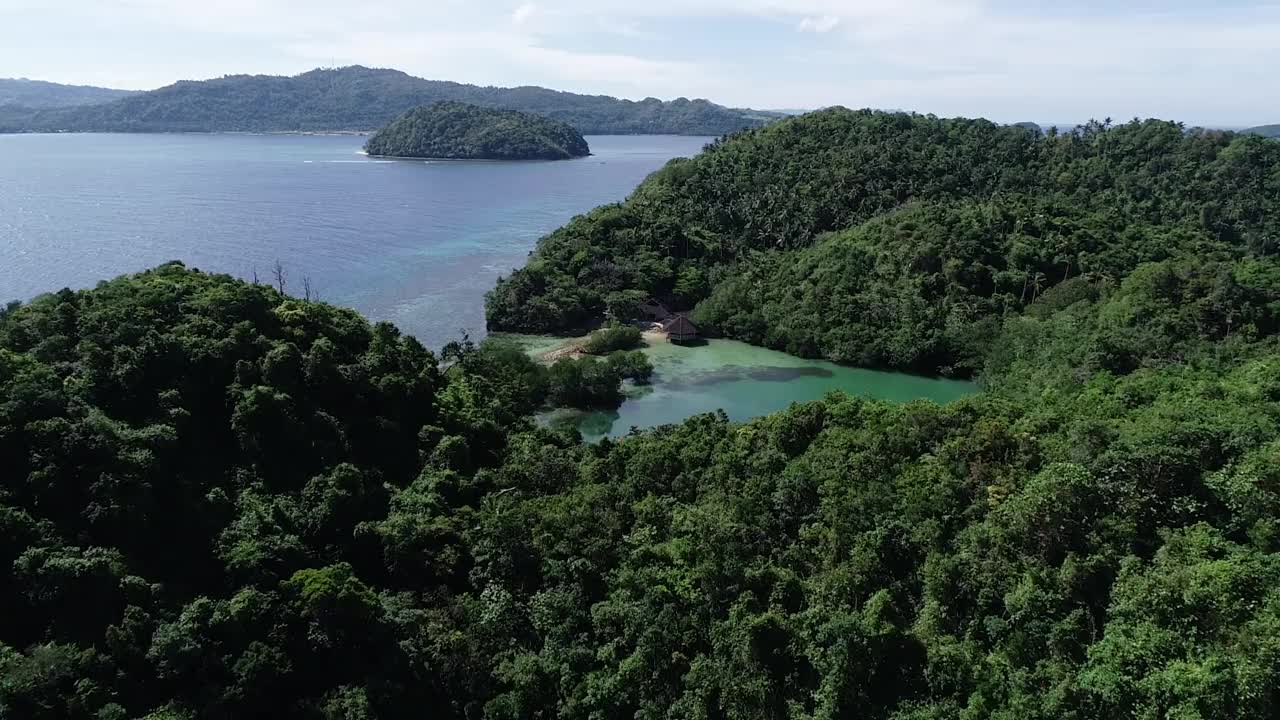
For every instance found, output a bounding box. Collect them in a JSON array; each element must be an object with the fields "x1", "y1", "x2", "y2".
[
  {"x1": 1, "y1": 133, "x2": 978, "y2": 436},
  {"x1": 0, "y1": 132, "x2": 710, "y2": 348},
  {"x1": 532, "y1": 337, "x2": 978, "y2": 441}
]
